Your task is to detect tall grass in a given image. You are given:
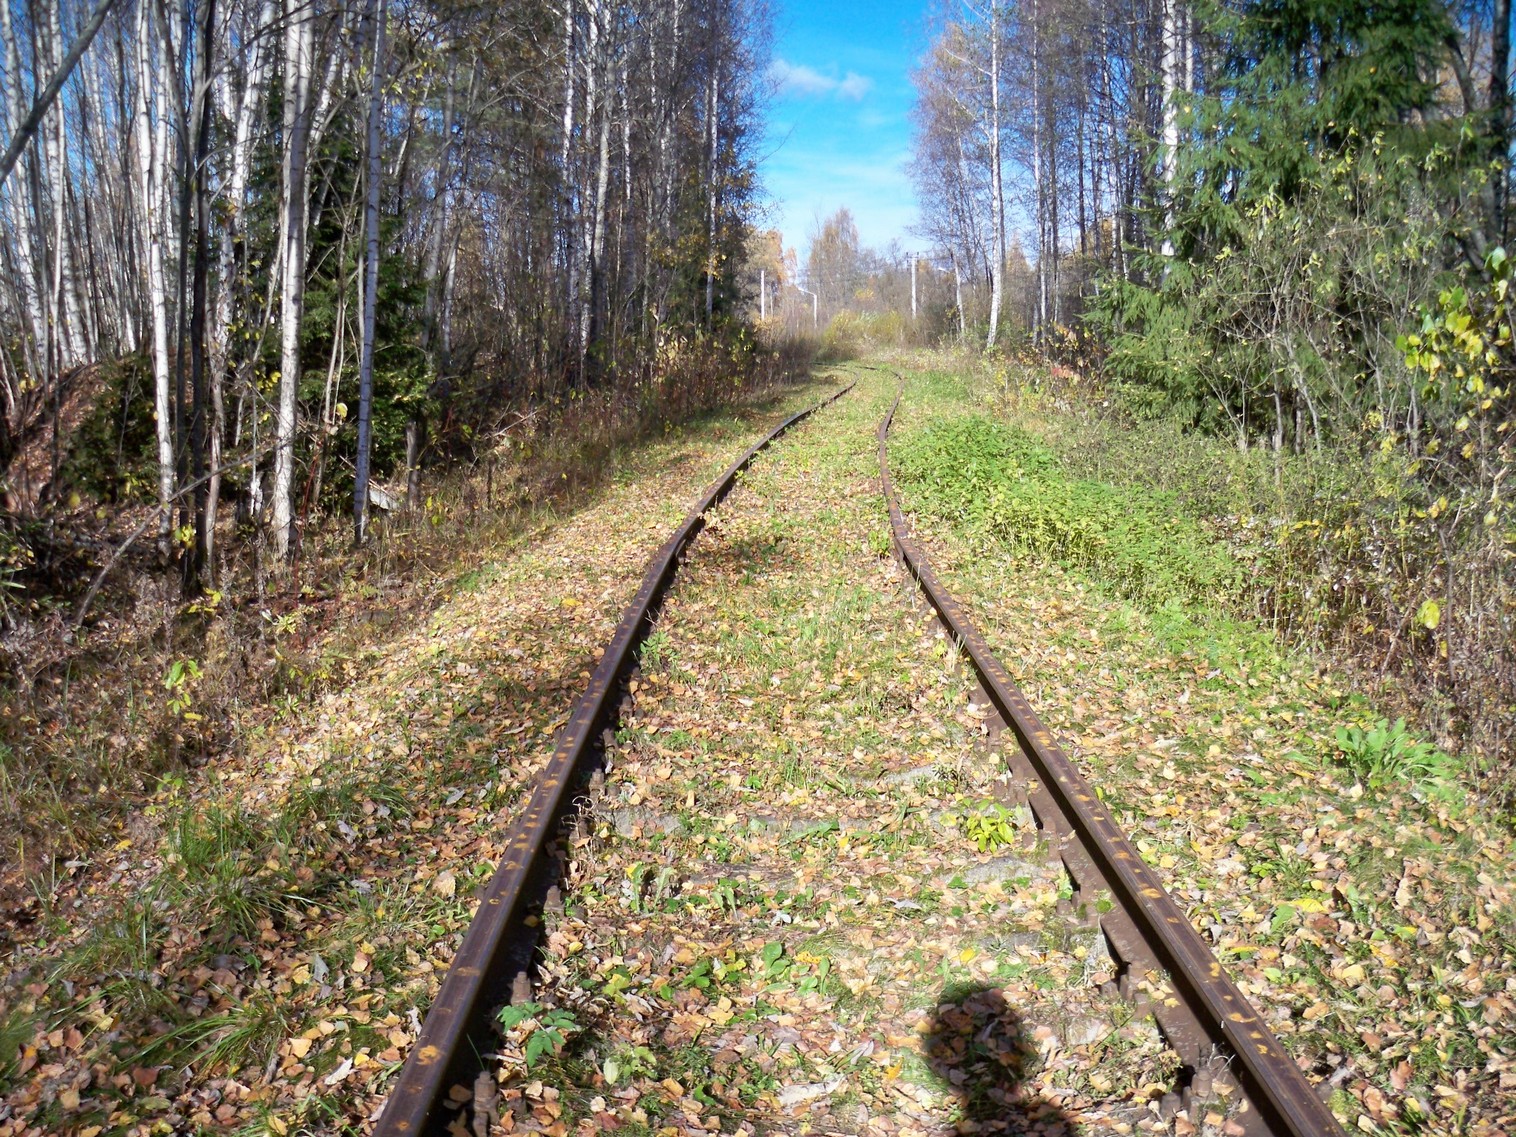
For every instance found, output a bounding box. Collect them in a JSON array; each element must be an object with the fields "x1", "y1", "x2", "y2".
[{"x1": 892, "y1": 414, "x2": 1237, "y2": 610}]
